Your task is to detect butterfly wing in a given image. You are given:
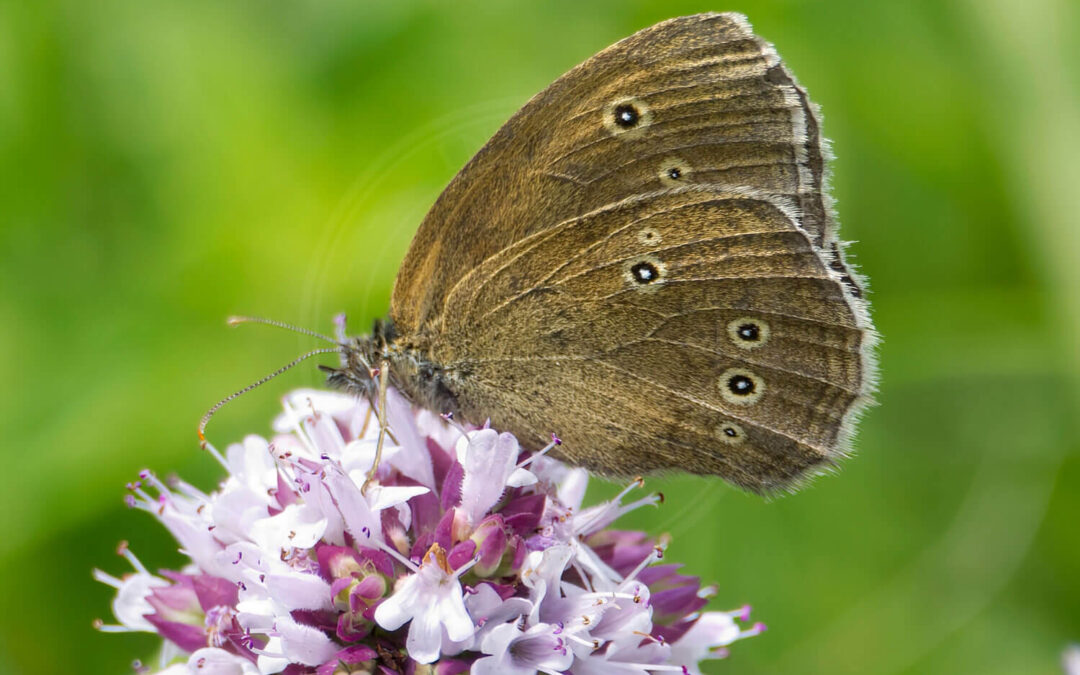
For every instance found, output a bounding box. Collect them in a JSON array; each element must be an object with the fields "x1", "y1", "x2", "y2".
[
  {"x1": 391, "y1": 12, "x2": 857, "y2": 339},
  {"x1": 386, "y1": 13, "x2": 875, "y2": 492},
  {"x1": 429, "y1": 186, "x2": 873, "y2": 492}
]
